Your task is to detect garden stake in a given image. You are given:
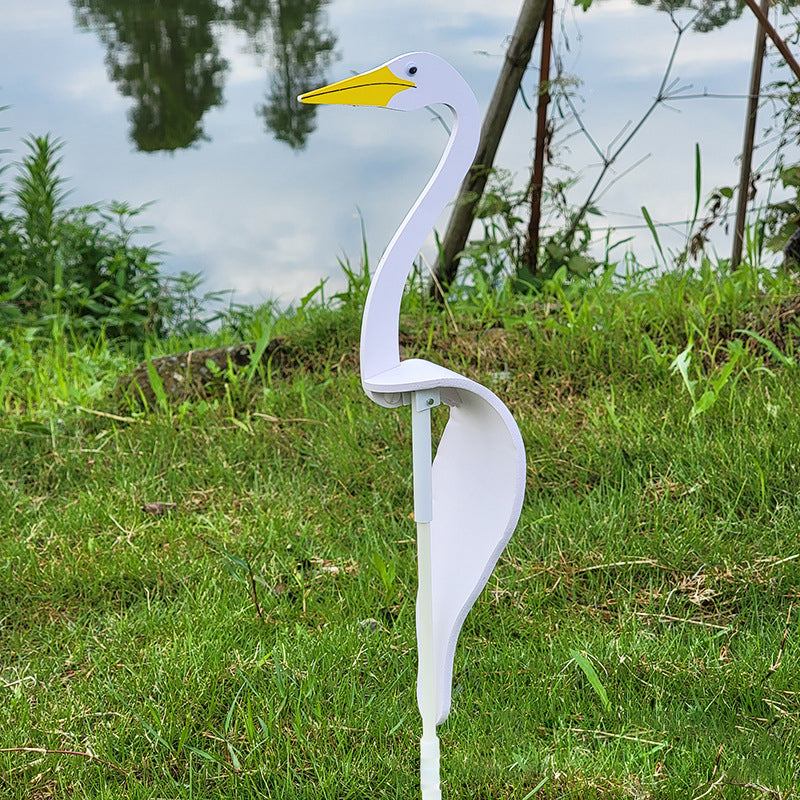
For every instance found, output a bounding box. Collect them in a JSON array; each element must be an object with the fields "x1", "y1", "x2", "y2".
[{"x1": 300, "y1": 53, "x2": 526, "y2": 799}]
